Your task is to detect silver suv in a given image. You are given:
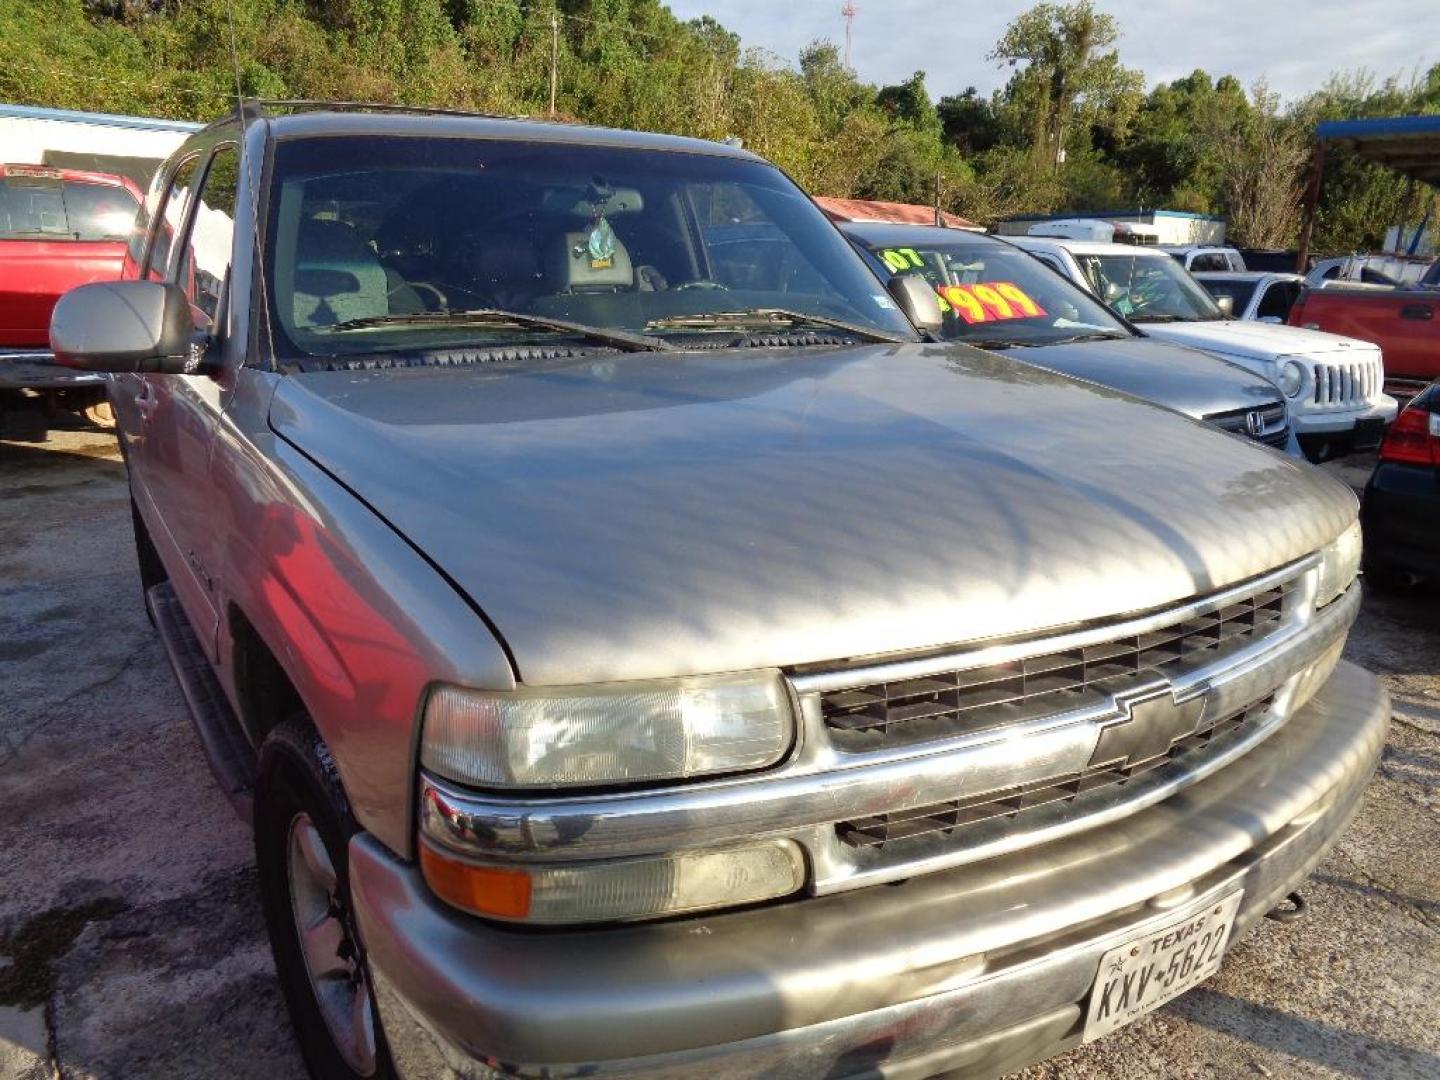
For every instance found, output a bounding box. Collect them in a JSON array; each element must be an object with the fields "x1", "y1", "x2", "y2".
[{"x1": 49, "y1": 103, "x2": 1386, "y2": 1080}]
